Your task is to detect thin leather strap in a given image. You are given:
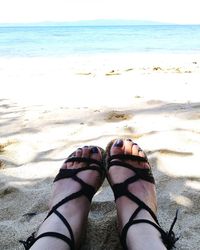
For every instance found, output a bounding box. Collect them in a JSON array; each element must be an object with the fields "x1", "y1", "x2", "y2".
[
  {"x1": 54, "y1": 210, "x2": 75, "y2": 248},
  {"x1": 54, "y1": 166, "x2": 103, "y2": 183},
  {"x1": 108, "y1": 160, "x2": 155, "y2": 184},
  {"x1": 35, "y1": 232, "x2": 73, "y2": 249},
  {"x1": 107, "y1": 154, "x2": 179, "y2": 250},
  {"x1": 121, "y1": 219, "x2": 165, "y2": 250},
  {"x1": 72, "y1": 175, "x2": 96, "y2": 201},
  {"x1": 45, "y1": 190, "x2": 84, "y2": 220},
  {"x1": 20, "y1": 153, "x2": 105, "y2": 249},
  {"x1": 65, "y1": 156, "x2": 104, "y2": 169},
  {"x1": 108, "y1": 154, "x2": 148, "y2": 163},
  {"x1": 19, "y1": 231, "x2": 74, "y2": 250}
]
